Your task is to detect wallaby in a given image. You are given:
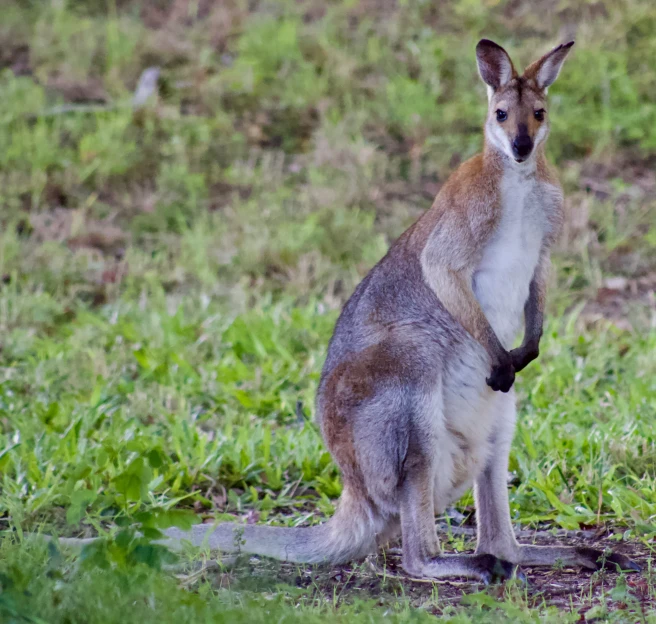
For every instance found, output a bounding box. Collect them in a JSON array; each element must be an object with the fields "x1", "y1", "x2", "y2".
[{"x1": 54, "y1": 40, "x2": 640, "y2": 583}]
